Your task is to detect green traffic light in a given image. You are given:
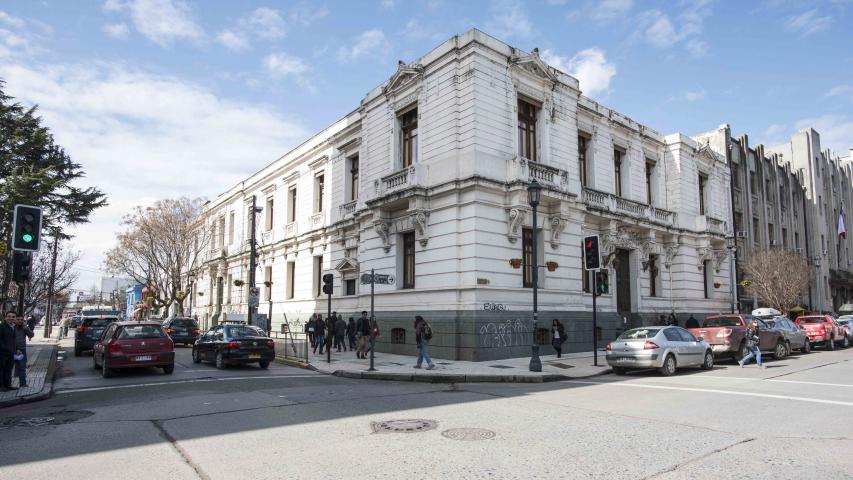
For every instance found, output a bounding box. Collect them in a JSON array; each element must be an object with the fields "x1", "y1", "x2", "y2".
[{"x1": 22, "y1": 233, "x2": 33, "y2": 243}]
